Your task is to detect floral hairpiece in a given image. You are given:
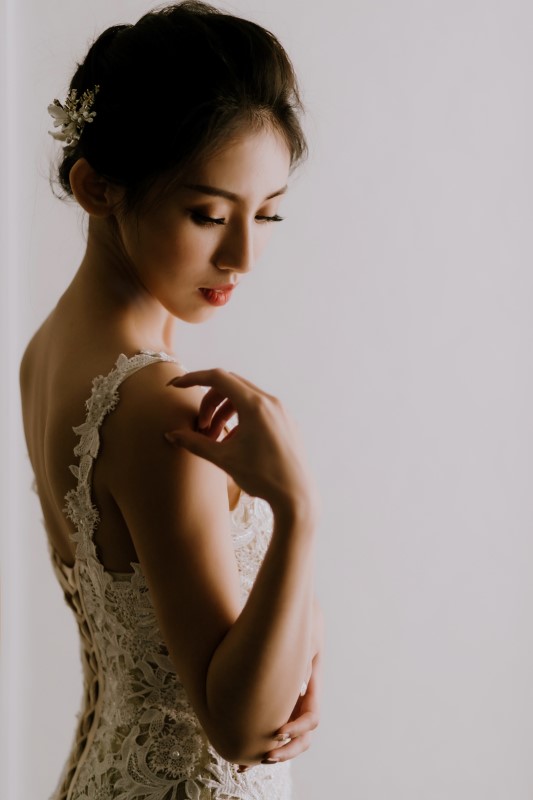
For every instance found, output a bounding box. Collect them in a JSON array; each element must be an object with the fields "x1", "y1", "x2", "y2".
[{"x1": 47, "y1": 85, "x2": 100, "y2": 147}]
